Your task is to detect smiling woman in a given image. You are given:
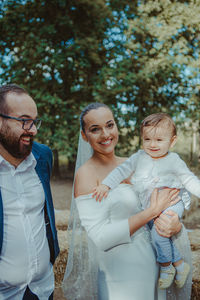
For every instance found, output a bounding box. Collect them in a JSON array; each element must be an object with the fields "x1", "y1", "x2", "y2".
[
  {"x1": 63, "y1": 103, "x2": 192, "y2": 300},
  {"x1": 93, "y1": 112, "x2": 194, "y2": 291},
  {"x1": 80, "y1": 106, "x2": 119, "y2": 166}
]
